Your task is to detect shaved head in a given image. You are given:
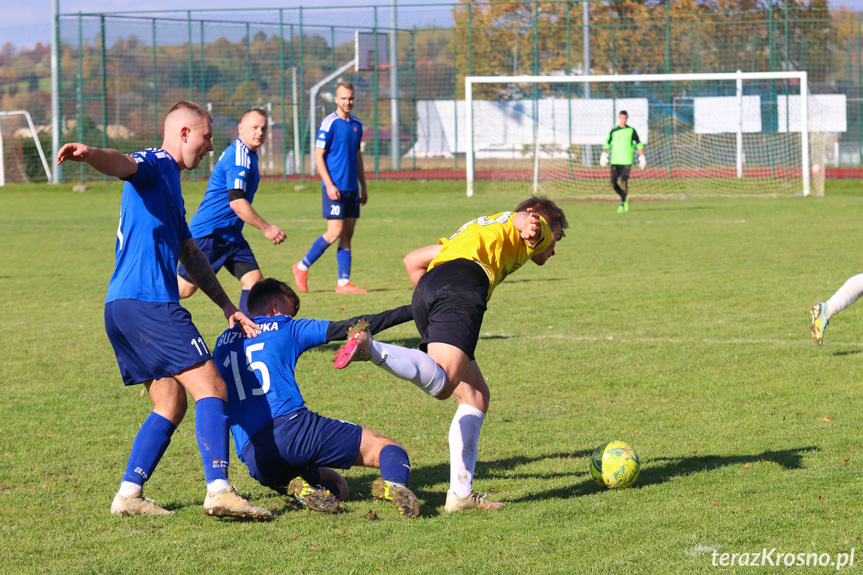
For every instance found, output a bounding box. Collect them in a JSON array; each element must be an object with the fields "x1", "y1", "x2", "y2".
[
  {"x1": 161, "y1": 101, "x2": 214, "y2": 171},
  {"x1": 164, "y1": 101, "x2": 212, "y2": 133}
]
